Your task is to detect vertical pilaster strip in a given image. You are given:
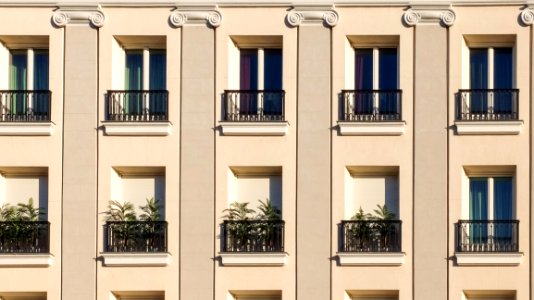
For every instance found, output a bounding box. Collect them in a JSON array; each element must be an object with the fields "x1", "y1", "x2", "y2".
[
  {"x1": 53, "y1": 6, "x2": 104, "y2": 300},
  {"x1": 288, "y1": 7, "x2": 338, "y2": 300},
  {"x1": 404, "y1": 6, "x2": 454, "y2": 300},
  {"x1": 173, "y1": 7, "x2": 219, "y2": 300}
]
